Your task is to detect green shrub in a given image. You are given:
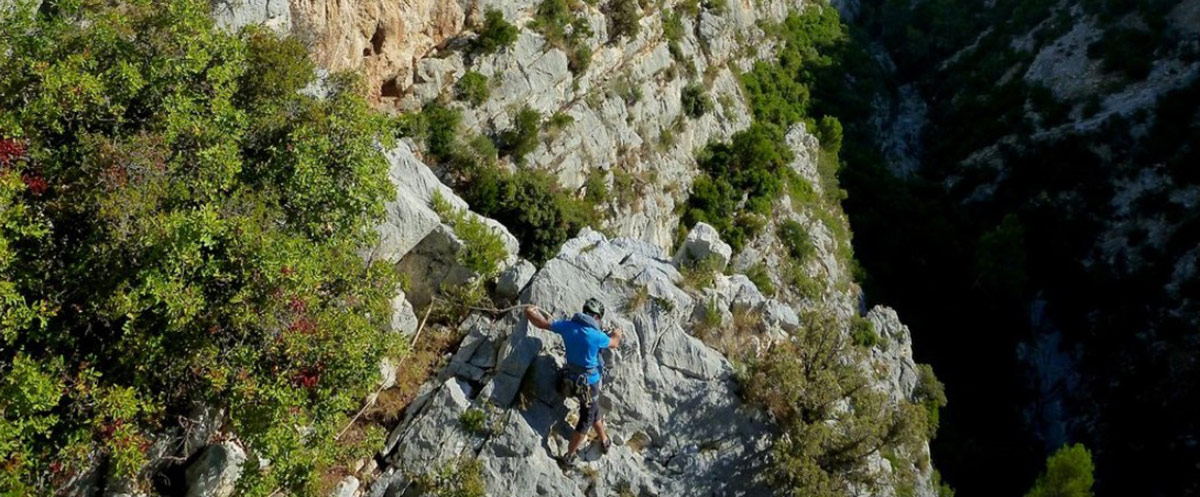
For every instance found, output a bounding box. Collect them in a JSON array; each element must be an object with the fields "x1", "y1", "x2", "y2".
[
  {"x1": 458, "y1": 408, "x2": 489, "y2": 435},
  {"x1": 778, "y1": 219, "x2": 815, "y2": 263},
  {"x1": 745, "y1": 262, "x2": 776, "y2": 296},
  {"x1": 662, "y1": 10, "x2": 684, "y2": 43},
  {"x1": 850, "y1": 315, "x2": 879, "y2": 347},
  {"x1": 499, "y1": 106, "x2": 542, "y2": 164},
  {"x1": 423, "y1": 101, "x2": 464, "y2": 161},
  {"x1": 533, "y1": 0, "x2": 594, "y2": 74},
  {"x1": 548, "y1": 111, "x2": 575, "y2": 133},
  {"x1": 609, "y1": 0, "x2": 641, "y2": 41},
  {"x1": 467, "y1": 165, "x2": 599, "y2": 263},
  {"x1": 584, "y1": 168, "x2": 610, "y2": 204},
  {"x1": 914, "y1": 364, "x2": 948, "y2": 438},
  {"x1": 742, "y1": 310, "x2": 929, "y2": 497},
  {"x1": 456, "y1": 71, "x2": 490, "y2": 106},
  {"x1": 474, "y1": 9, "x2": 519, "y2": 55},
  {"x1": 684, "y1": 124, "x2": 791, "y2": 250},
  {"x1": 1026, "y1": 444, "x2": 1095, "y2": 497},
  {"x1": 413, "y1": 456, "x2": 487, "y2": 497},
  {"x1": 0, "y1": 2, "x2": 400, "y2": 493},
  {"x1": 431, "y1": 192, "x2": 509, "y2": 279},
  {"x1": 680, "y1": 255, "x2": 723, "y2": 290},
  {"x1": 681, "y1": 82, "x2": 714, "y2": 118}
]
